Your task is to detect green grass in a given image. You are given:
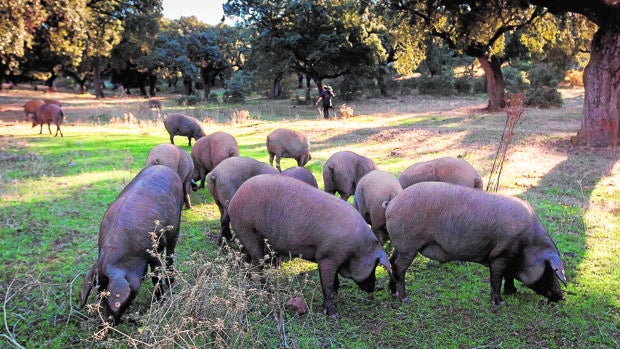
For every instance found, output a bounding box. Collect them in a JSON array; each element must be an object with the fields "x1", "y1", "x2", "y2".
[{"x1": 0, "y1": 92, "x2": 618, "y2": 348}]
